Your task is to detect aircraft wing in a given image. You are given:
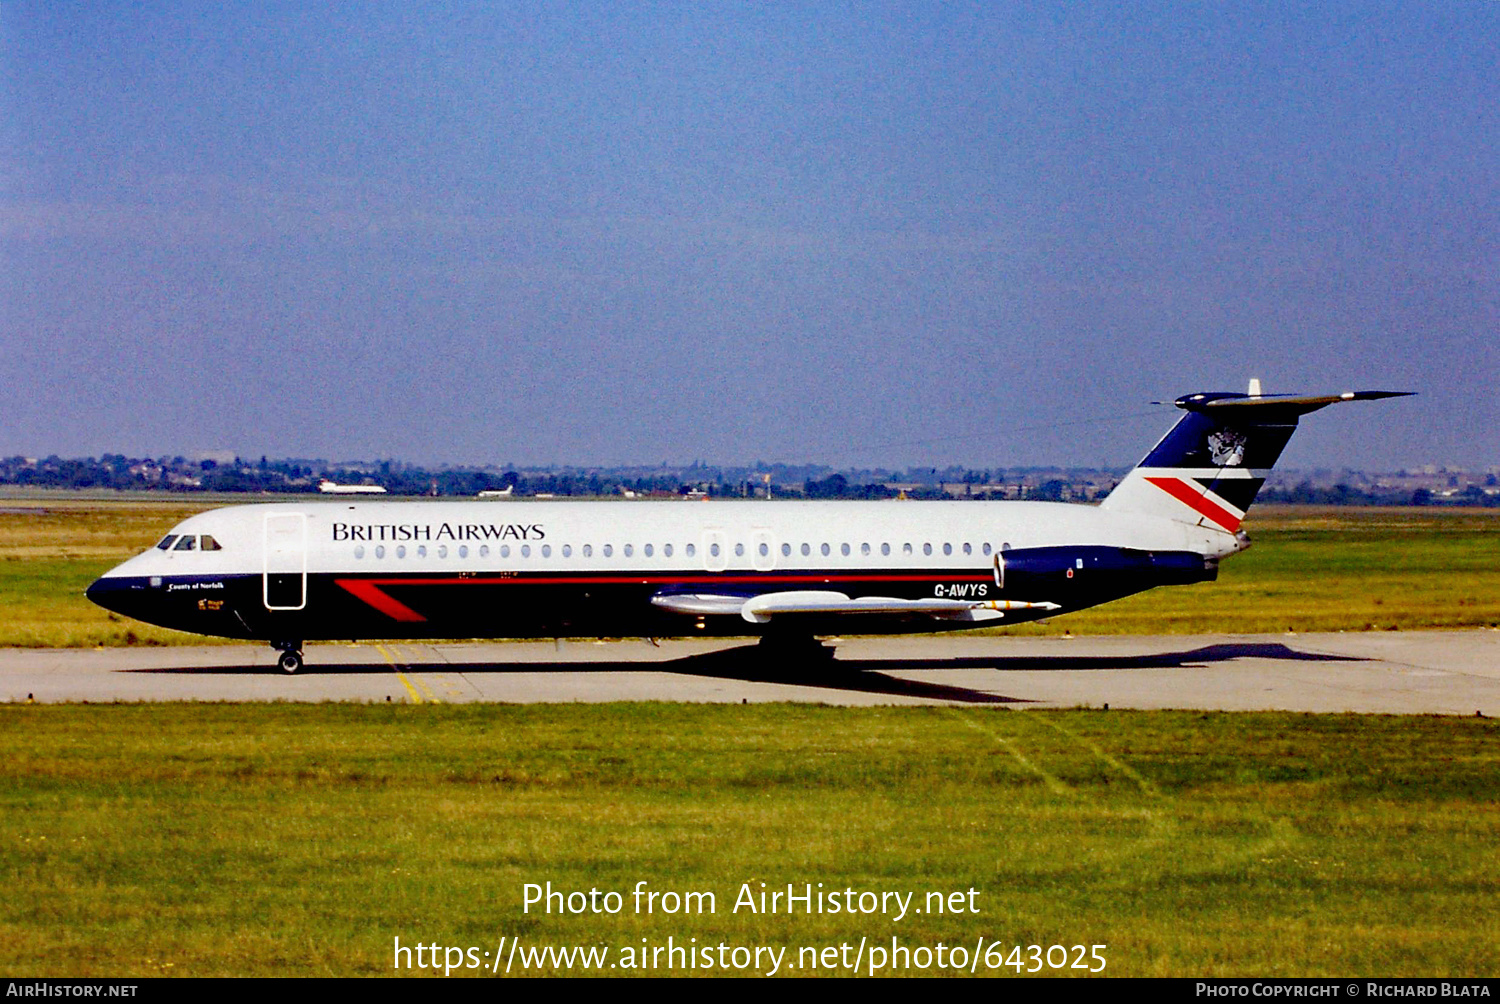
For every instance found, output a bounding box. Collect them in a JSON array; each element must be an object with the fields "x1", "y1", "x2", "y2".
[{"x1": 651, "y1": 590, "x2": 1059, "y2": 624}]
